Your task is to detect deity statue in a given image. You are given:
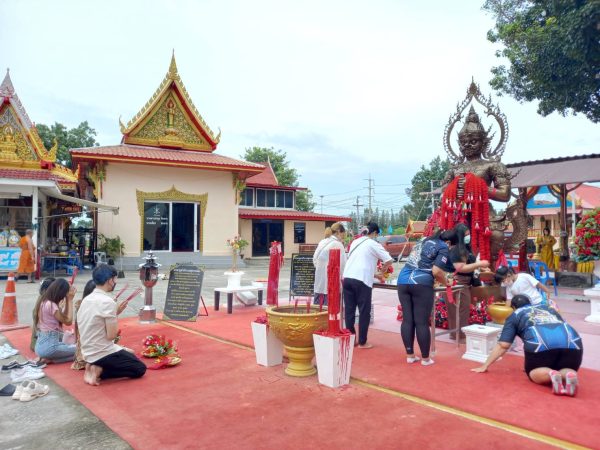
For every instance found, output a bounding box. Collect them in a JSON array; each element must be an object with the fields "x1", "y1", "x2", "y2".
[
  {"x1": 436, "y1": 81, "x2": 525, "y2": 268},
  {"x1": 166, "y1": 99, "x2": 176, "y2": 130}
]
